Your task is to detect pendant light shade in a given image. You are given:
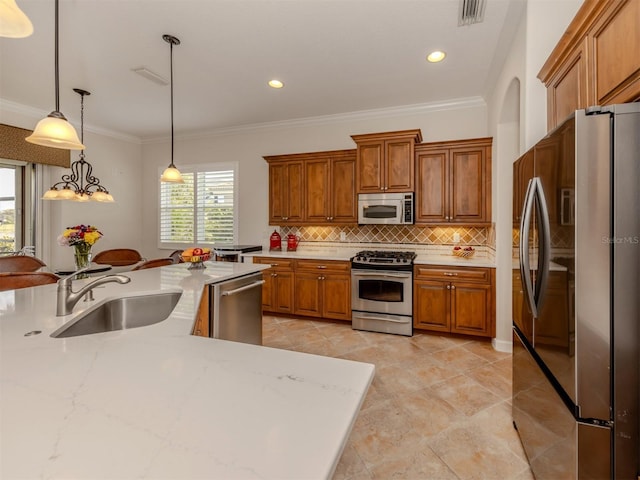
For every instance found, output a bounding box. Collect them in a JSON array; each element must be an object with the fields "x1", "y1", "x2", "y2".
[
  {"x1": 0, "y1": 0, "x2": 33, "y2": 38},
  {"x1": 160, "y1": 34, "x2": 184, "y2": 184},
  {"x1": 25, "y1": 0, "x2": 83, "y2": 150},
  {"x1": 41, "y1": 89, "x2": 114, "y2": 202},
  {"x1": 27, "y1": 113, "x2": 83, "y2": 150}
]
